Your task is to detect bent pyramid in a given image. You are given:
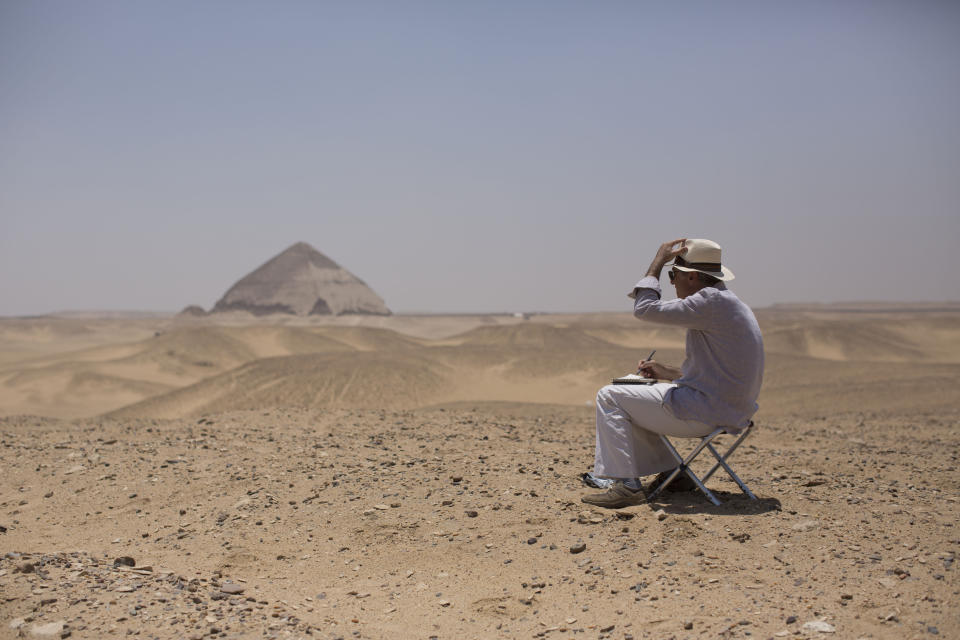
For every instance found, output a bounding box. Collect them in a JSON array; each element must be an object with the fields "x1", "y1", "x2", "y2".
[{"x1": 211, "y1": 242, "x2": 391, "y2": 316}]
